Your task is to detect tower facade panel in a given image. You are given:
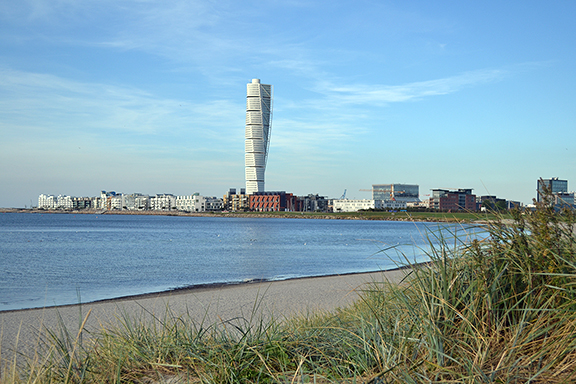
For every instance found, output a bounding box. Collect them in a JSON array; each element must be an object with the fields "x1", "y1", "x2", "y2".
[
  {"x1": 245, "y1": 79, "x2": 273, "y2": 195},
  {"x1": 245, "y1": 152, "x2": 265, "y2": 166},
  {"x1": 245, "y1": 140, "x2": 266, "y2": 153}
]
